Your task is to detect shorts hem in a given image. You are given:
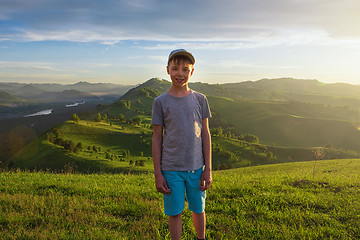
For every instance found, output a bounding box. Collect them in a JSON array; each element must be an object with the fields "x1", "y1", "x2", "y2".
[
  {"x1": 165, "y1": 209, "x2": 184, "y2": 216},
  {"x1": 188, "y1": 206, "x2": 205, "y2": 214}
]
